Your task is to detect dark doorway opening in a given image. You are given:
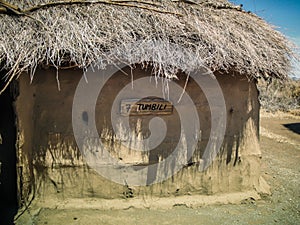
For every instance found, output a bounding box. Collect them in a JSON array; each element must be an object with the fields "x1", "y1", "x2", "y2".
[{"x1": 0, "y1": 81, "x2": 18, "y2": 225}]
